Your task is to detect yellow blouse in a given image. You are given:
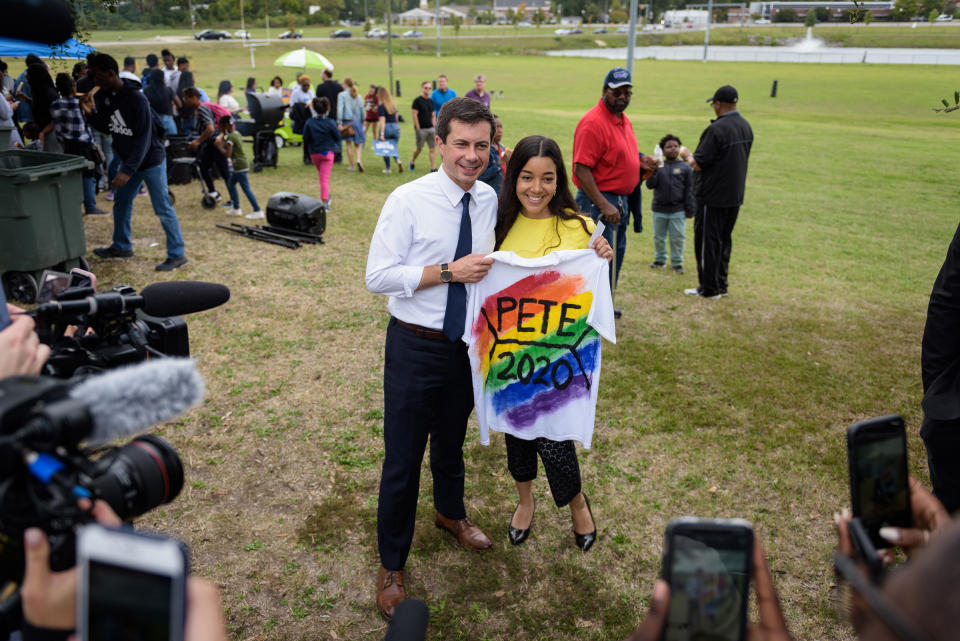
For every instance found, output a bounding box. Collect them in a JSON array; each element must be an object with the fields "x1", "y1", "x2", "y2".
[{"x1": 499, "y1": 212, "x2": 596, "y2": 258}]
